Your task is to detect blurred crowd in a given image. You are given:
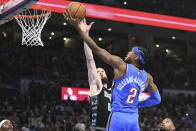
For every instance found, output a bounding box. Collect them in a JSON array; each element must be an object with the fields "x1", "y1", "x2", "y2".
[
  {"x1": 0, "y1": 86, "x2": 196, "y2": 131},
  {"x1": 149, "y1": 53, "x2": 196, "y2": 89},
  {"x1": 0, "y1": 40, "x2": 195, "y2": 90},
  {"x1": 0, "y1": 42, "x2": 89, "y2": 88},
  {"x1": 139, "y1": 93, "x2": 196, "y2": 131},
  {"x1": 0, "y1": 82, "x2": 90, "y2": 131}
]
